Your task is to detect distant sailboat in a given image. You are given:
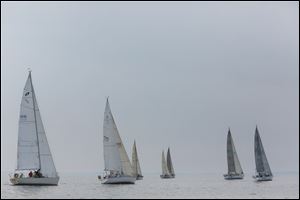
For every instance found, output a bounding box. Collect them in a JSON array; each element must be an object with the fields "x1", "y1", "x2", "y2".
[
  {"x1": 132, "y1": 140, "x2": 143, "y2": 180},
  {"x1": 10, "y1": 71, "x2": 59, "y2": 185},
  {"x1": 223, "y1": 128, "x2": 244, "y2": 180},
  {"x1": 166, "y1": 148, "x2": 175, "y2": 178},
  {"x1": 253, "y1": 126, "x2": 273, "y2": 181},
  {"x1": 160, "y1": 151, "x2": 172, "y2": 179},
  {"x1": 99, "y1": 98, "x2": 136, "y2": 184}
]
